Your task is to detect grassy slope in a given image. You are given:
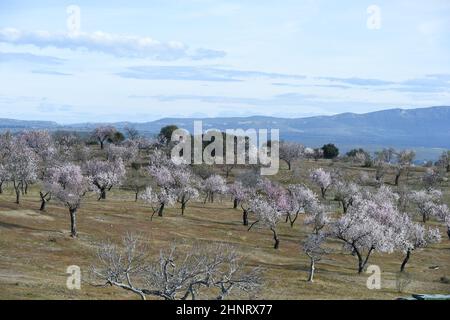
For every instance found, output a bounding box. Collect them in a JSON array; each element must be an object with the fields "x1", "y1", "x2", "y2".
[{"x1": 0, "y1": 160, "x2": 449, "y2": 300}]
